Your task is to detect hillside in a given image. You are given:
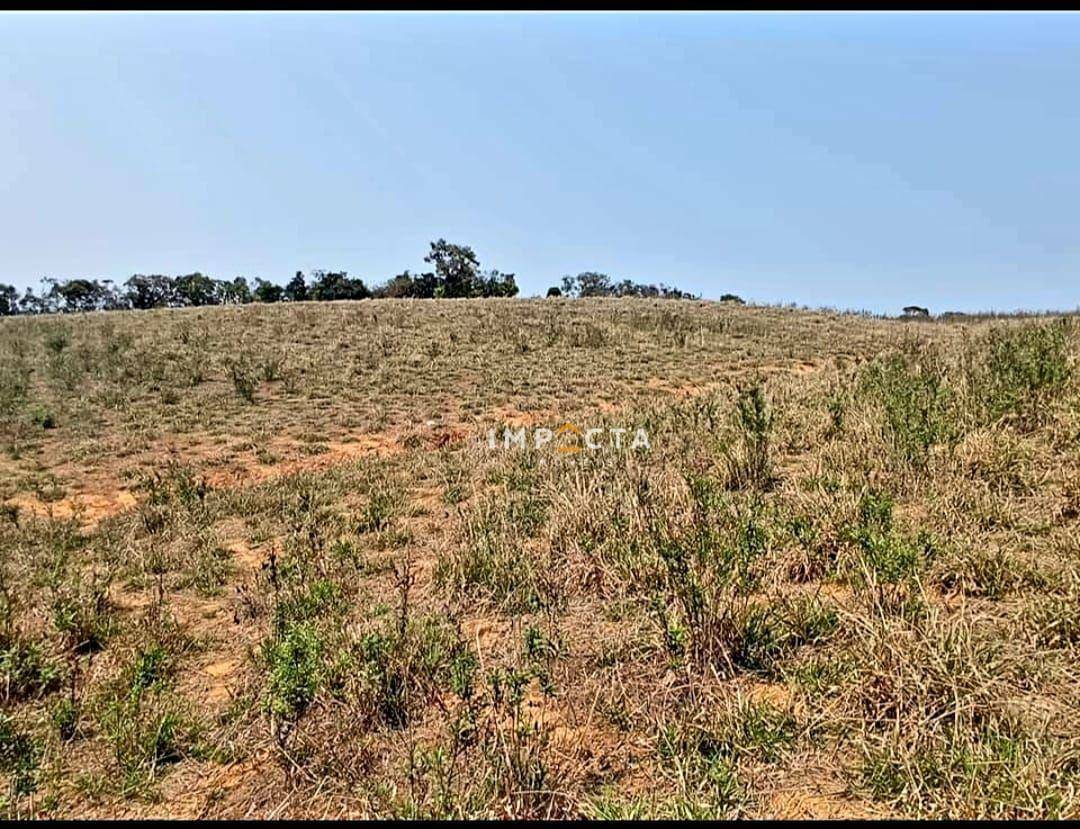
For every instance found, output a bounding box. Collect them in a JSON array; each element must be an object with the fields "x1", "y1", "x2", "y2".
[{"x1": 0, "y1": 299, "x2": 1077, "y2": 817}]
